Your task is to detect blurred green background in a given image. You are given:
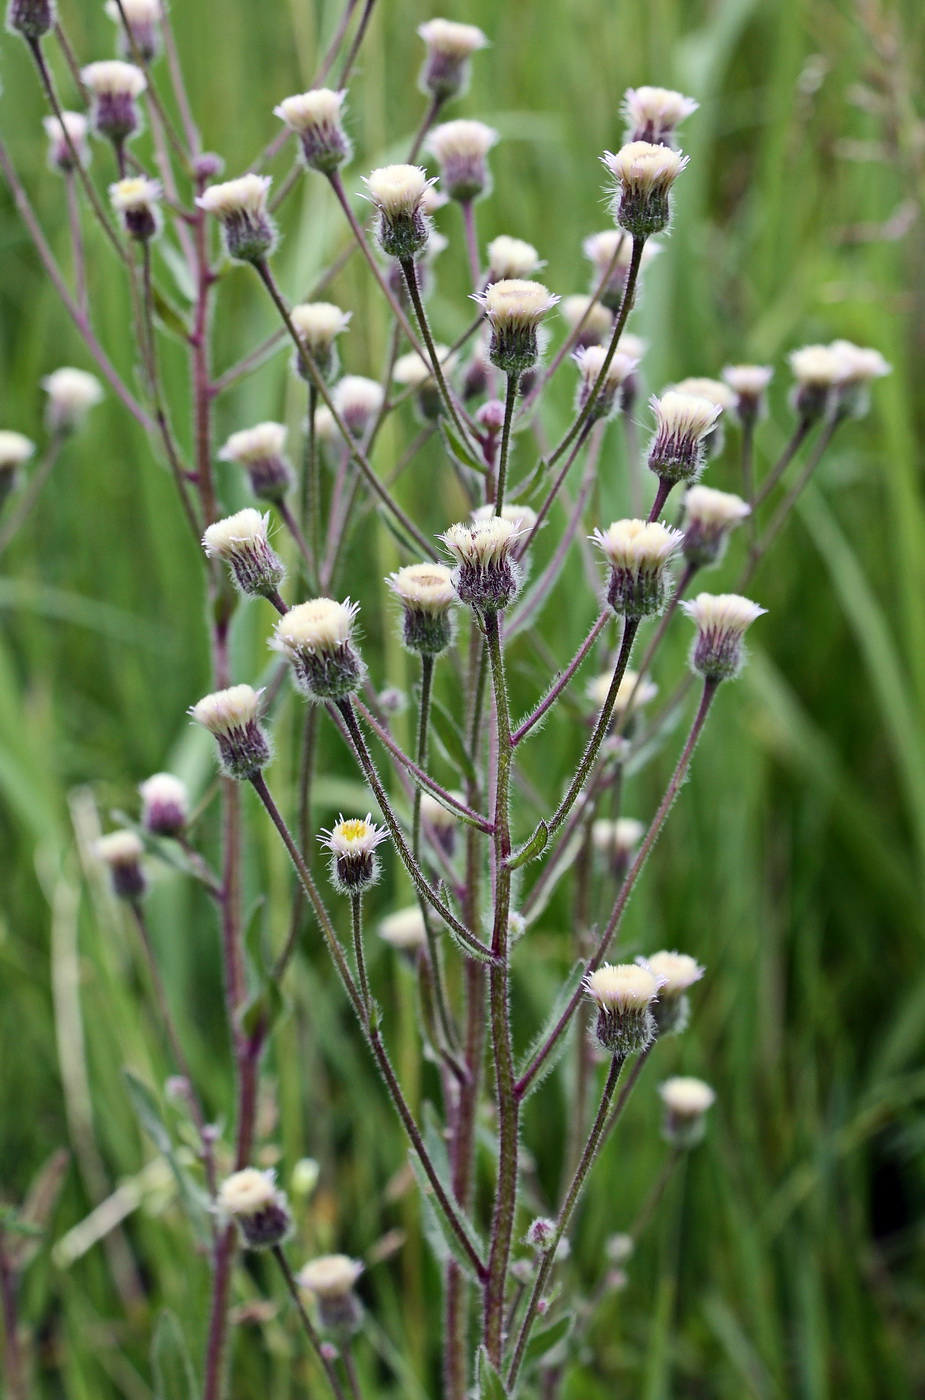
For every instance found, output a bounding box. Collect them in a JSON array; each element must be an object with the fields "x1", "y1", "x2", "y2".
[{"x1": 1, "y1": 0, "x2": 924, "y2": 1395}]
